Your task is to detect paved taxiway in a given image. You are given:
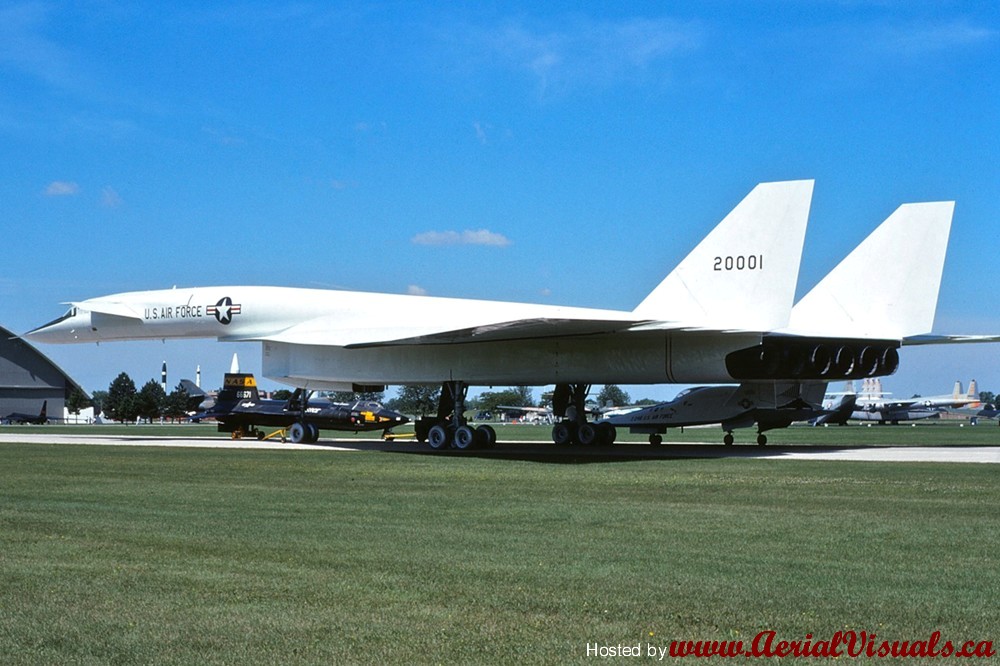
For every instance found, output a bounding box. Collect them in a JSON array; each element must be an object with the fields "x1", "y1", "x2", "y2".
[{"x1": 1, "y1": 433, "x2": 999, "y2": 463}]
